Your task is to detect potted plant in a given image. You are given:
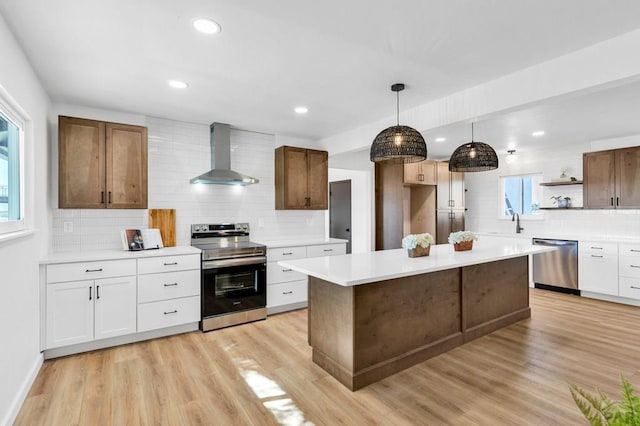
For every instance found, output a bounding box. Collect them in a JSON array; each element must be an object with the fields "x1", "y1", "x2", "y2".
[
  {"x1": 551, "y1": 195, "x2": 571, "y2": 208},
  {"x1": 448, "y1": 230, "x2": 477, "y2": 251},
  {"x1": 569, "y1": 375, "x2": 640, "y2": 425},
  {"x1": 402, "y1": 233, "x2": 434, "y2": 257}
]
